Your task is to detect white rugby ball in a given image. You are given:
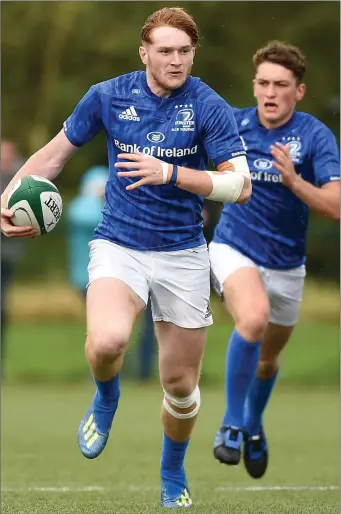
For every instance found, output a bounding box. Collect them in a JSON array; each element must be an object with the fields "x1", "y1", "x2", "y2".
[{"x1": 7, "y1": 175, "x2": 63, "y2": 235}]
